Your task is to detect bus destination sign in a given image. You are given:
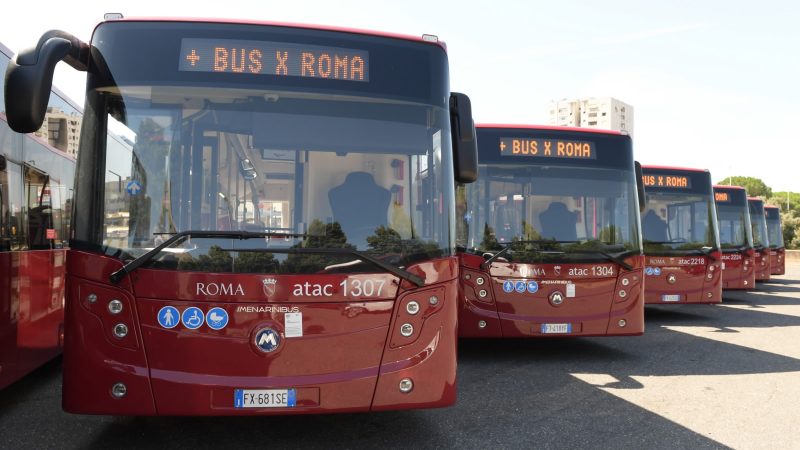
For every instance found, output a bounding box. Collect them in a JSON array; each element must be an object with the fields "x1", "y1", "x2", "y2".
[
  {"x1": 715, "y1": 192, "x2": 730, "y2": 202},
  {"x1": 499, "y1": 138, "x2": 595, "y2": 160},
  {"x1": 179, "y1": 38, "x2": 369, "y2": 82},
  {"x1": 642, "y1": 174, "x2": 692, "y2": 189}
]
